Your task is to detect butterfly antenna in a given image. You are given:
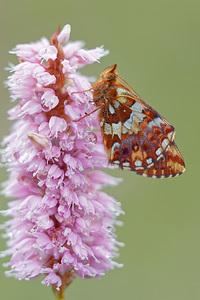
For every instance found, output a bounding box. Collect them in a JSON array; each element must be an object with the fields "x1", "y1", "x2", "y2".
[
  {"x1": 71, "y1": 86, "x2": 94, "y2": 95},
  {"x1": 73, "y1": 105, "x2": 103, "y2": 122}
]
